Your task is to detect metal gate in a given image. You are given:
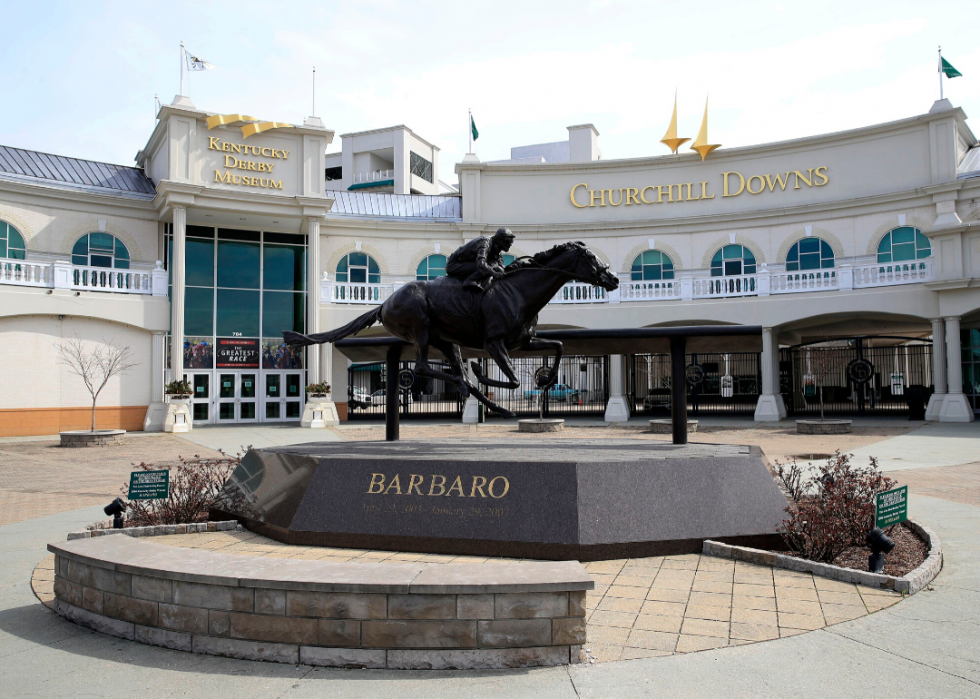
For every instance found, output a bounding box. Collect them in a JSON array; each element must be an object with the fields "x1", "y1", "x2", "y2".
[
  {"x1": 347, "y1": 355, "x2": 608, "y2": 419},
  {"x1": 629, "y1": 352, "x2": 761, "y2": 416},
  {"x1": 478, "y1": 355, "x2": 608, "y2": 417},
  {"x1": 780, "y1": 339, "x2": 933, "y2": 416},
  {"x1": 347, "y1": 360, "x2": 465, "y2": 420}
]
